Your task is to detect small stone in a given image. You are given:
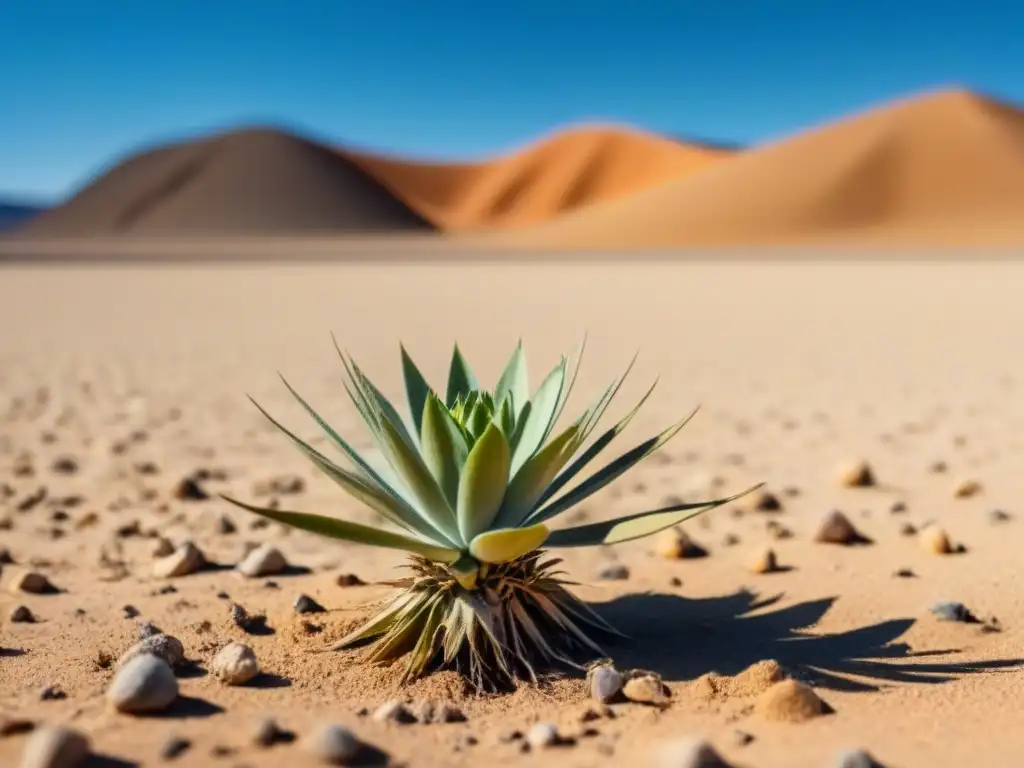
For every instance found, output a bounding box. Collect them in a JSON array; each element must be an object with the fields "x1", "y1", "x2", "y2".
[
  {"x1": 0, "y1": 546, "x2": 14, "y2": 564},
  {"x1": 107, "y1": 653, "x2": 179, "y2": 713},
  {"x1": 746, "y1": 547, "x2": 780, "y2": 574},
  {"x1": 236, "y1": 544, "x2": 289, "y2": 578},
  {"x1": 294, "y1": 594, "x2": 326, "y2": 614},
  {"x1": 229, "y1": 603, "x2": 270, "y2": 634},
  {"x1": 622, "y1": 671, "x2": 670, "y2": 706},
  {"x1": 413, "y1": 699, "x2": 466, "y2": 724},
  {"x1": 657, "y1": 736, "x2": 732, "y2": 767},
  {"x1": 10, "y1": 571, "x2": 57, "y2": 595},
  {"x1": 930, "y1": 601, "x2": 980, "y2": 623},
  {"x1": 372, "y1": 700, "x2": 416, "y2": 724},
  {"x1": 732, "y1": 730, "x2": 754, "y2": 747},
  {"x1": 138, "y1": 621, "x2": 163, "y2": 640},
  {"x1": 50, "y1": 457, "x2": 78, "y2": 475},
  {"x1": 835, "y1": 748, "x2": 886, "y2": 768},
  {"x1": 898, "y1": 522, "x2": 917, "y2": 537},
  {"x1": 525, "y1": 723, "x2": 561, "y2": 749},
  {"x1": 836, "y1": 460, "x2": 875, "y2": 488},
  {"x1": 151, "y1": 538, "x2": 175, "y2": 557},
  {"x1": 336, "y1": 573, "x2": 365, "y2": 587},
  {"x1": 18, "y1": 725, "x2": 90, "y2": 768},
  {"x1": 497, "y1": 728, "x2": 523, "y2": 743},
  {"x1": 721, "y1": 532, "x2": 740, "y2": 547},
  {"x1": 159, "y1": 736, "x2": 191, "y2": 761},
  {"x1": 928, "y1": 460, "x2": 948, "y2": 474},
  {"x1": 654, "y1": 527, "x2": 708, "y2": 559},
  {"x1": 214, "y1": 514, "x2": 237, "y2": 534},
  {"x1": 754, "y1": 680, "x2": 827, "y2": 722},
  {"x1": 597, "y1": 563, "x2": 630, "y2": 581},
  {"x1": 751, "y1": 489, "x2": 782, "y2": 512},
  {"x1": 255, "y1": 474, "x2": 306, "y2": 496},
  {"x1": 173, "y1": 477, "x2": 209, "y2": 501},
  {"x1": 118, "y1": 633, "x2": 186, "y2": 669},
  {"x1": 10, "y1": 604, "x2": 35, "y2": 623},
  {"x1": 153, "y1": 542, "x2": 206, "y2": 578},
  {"x1": 813, "y1": 510, "x2": 870, "y2": 545},
  {"x1": 307, "y1": 723, "x2": 361, "y2": 765},
  {"x1": 122, "y1": 604, "x2": 140, "y2": 619},
  {"x1": 39, "y1": 685, "x2": 66, "y2": 701},
  {"x1": 889, "y1": 501, "x2": 907, "y2": 514},
  {"x1": 989, "y1": 509, "x2": 1012, "y2": 524},
  {"x1": 0, "y1": 714, "x2": 34, "y2": 736},
  {"x1": 920, "y1": 525, "x2": 954, "y2": 555},
  {"x1": 211, "y1": 642, "x2": 260, "y2": 685},
  {"x1": 588, "y1": 662, "x2": 624, "y2": 704},
  {"x1": 953, "y1": 479, "x2": 982, "y2": 499},
  {"x1": 893, "y1": 568, "x2": 916, "y2": 578},
  {"x1": 252, "y1": 717, "x2": 294, "y2": 747}
]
